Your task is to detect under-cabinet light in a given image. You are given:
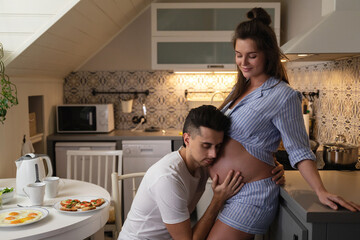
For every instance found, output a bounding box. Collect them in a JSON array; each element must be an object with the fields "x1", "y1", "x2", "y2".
[
  {"x1": 174, "y1": 71, "x2": 213, "y2": 74},
  {"x1": 174, "y1": 71, "x2": 237, "y2": 74},
  {"x1": 214, "y1": 71, "x2": 237, "y2": 74}
]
